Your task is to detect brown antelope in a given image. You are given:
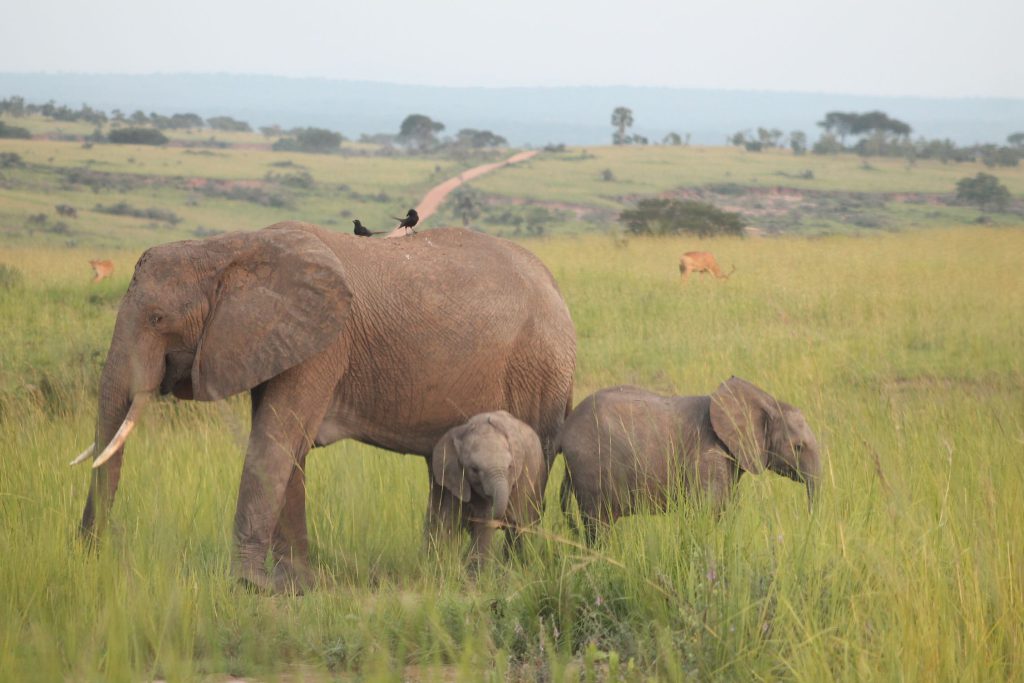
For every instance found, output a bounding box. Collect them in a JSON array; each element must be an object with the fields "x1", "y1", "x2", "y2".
[
  {"x1": 678, "y1": 251, "x2": 735, "y2": 282},
  {"x1": 89, "y1": 259, "x2": 114, "y2": 283}
]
